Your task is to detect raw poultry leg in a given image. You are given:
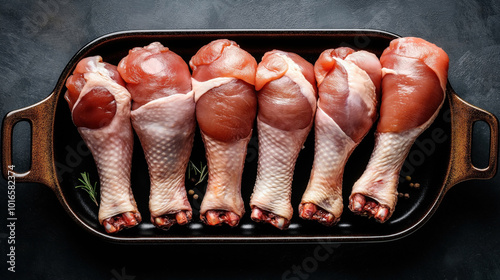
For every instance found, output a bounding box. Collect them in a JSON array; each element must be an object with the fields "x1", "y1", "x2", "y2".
[
  {"x1": 117, "y1": 42, "x2": 195, "y2": 230},
  {"x1": 299, "y1": 48, "x2": 381, "y2": 226},
  {"x1": 250, "y1": 50, "x2": 317, "y2": 229},
  {"x1": 65, "y1": 56, "x2": 141, "y2": 233},
  {"x1": 189, "y1": 39, "x2": 257, "y2": 226},
  {"x1": 348, "y1": 37, "x2": 449, "y2": 222}
]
